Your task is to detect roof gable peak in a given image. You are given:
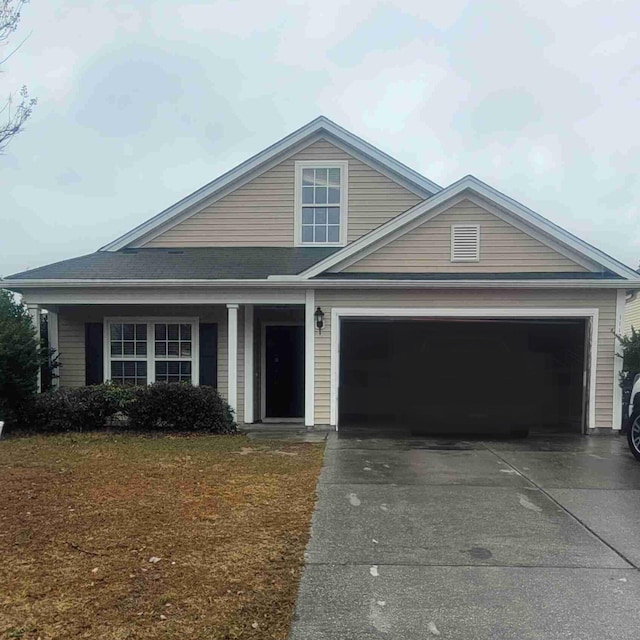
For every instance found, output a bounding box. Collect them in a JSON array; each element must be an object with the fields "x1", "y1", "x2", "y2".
[
  {"x1": 299, "y1": 174, "x2": 640, "y2": 281},
  {"x1": 101, "y1": 117, "x2": 441, "y2": 252}
]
